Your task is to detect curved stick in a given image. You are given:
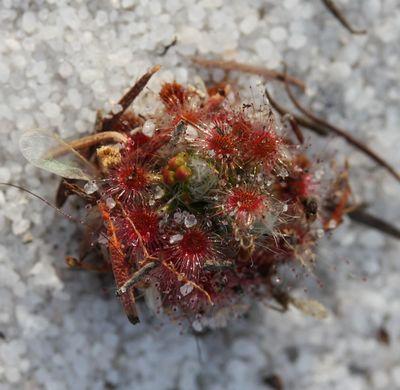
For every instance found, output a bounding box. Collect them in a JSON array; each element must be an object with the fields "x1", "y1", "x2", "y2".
[
  {"x1": 265, "y1": 87, "x2": 329, "y2": 136},
  {"x1": 191, "y1": 57, "x2": 306, "y2": 91},
  {"x1": 322, "y1": 0, "x2": 367, "y2": 35},
  {"x1": 282, "y1": 75, "x2": 400, "y2": 183},
  {"x1": 103, "y1": 65, "x2": 161, "y2": 131},
  {"x1": 348, "y1": 208, "x2": 400, "y2": 240},
  {"x1": 45, "y1": 131, "x2": 128, "y2": 159},
  {"x1": 116, "y1": 261, "x2": 158, "y2": 296},
  {"x1": 263, "y1": 90, "x2": 400, "y2": 240}
]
